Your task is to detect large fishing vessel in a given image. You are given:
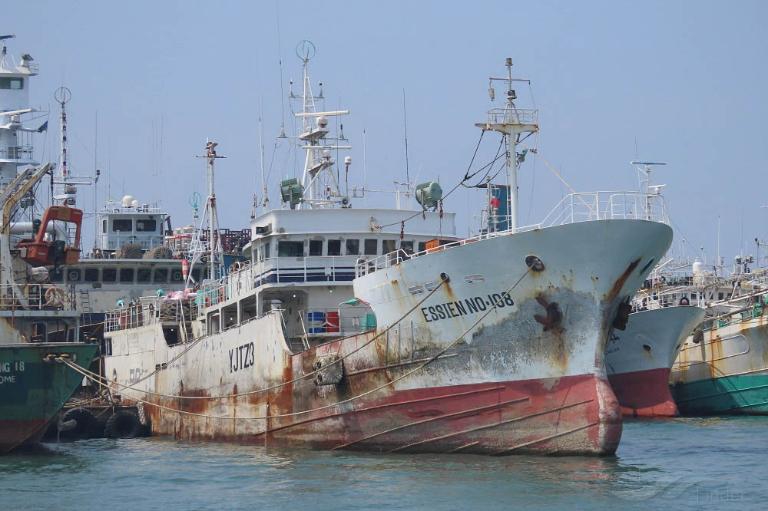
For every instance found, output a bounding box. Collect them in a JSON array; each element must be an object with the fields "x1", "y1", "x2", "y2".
[
  {"x1": 671, "y1": 266, "x2": 768, "y2": 415},
  {"x1": 94, "y1": 50, "x2": 672, "y2": 455},
  {"x1": 0, "y1": 35, "x2": 97, "y2": 453},
  {"x1": 607, "y1": 304, "x2": 704, "y2": 417}
]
